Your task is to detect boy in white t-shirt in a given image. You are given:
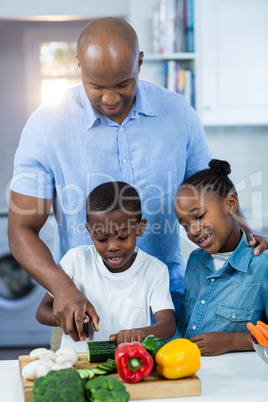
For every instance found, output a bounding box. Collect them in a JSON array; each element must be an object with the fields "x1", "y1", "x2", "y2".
[{"x1": 36, "y1": 181, "x2": 176, "y2": 352}]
